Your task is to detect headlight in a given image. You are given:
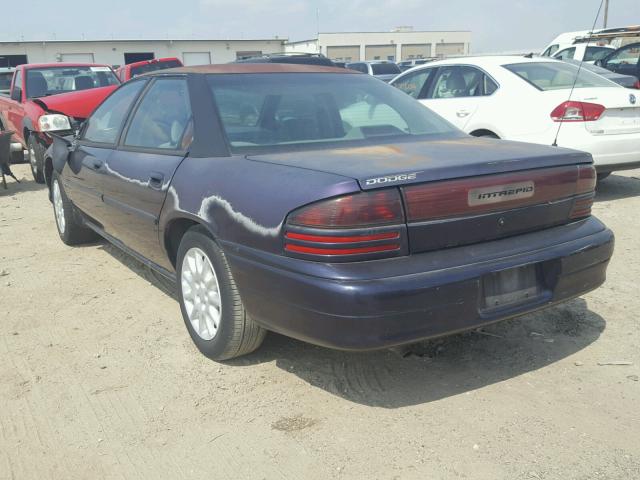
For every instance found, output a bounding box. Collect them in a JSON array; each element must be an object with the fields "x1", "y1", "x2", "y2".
[{"x1": 38, "y1": 114, "x2": 72, "y2": 132}]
